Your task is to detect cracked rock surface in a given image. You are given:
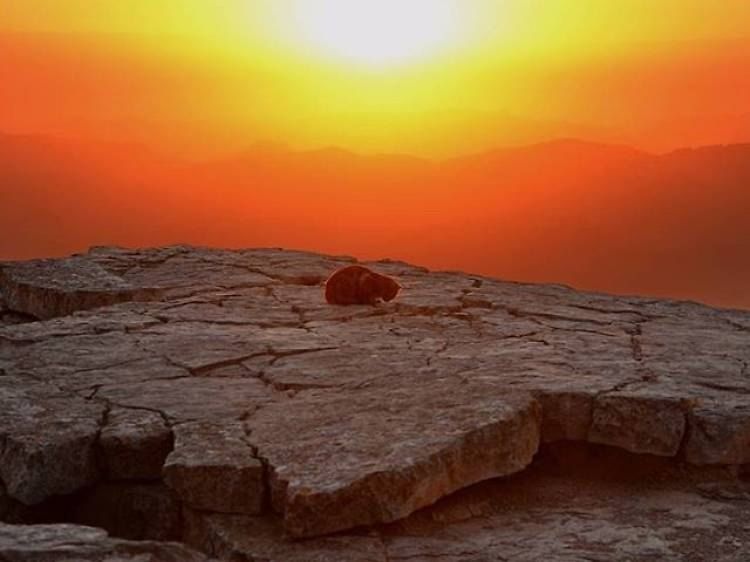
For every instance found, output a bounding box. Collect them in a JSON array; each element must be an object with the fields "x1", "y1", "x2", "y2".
[{"x1": 1, "y1": 245, "x2": 749, "y2": 559}]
